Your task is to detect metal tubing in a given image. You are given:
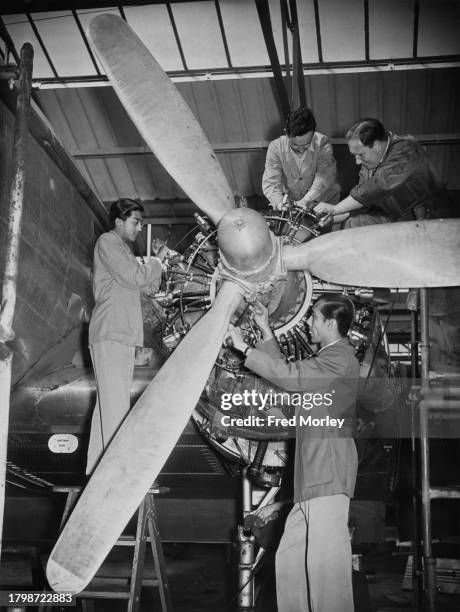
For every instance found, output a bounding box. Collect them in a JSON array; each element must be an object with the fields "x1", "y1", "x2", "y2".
[
  {"x1": 238, "y1": 526, "x2": 255, "y2": 610},
  {"x1": 0, "y1": 43, "x2": 33, "y2": 562},
  {"x1": 430, "y1": 487, "x2": 460, "y2": 500},
  {"x1": 0, "y1": 349, "x2": 13, "y2": 562},
  {"x1": 146, "y1": 223, "x2": 152, "y2": 260},
  {"x1": 419, "y1": 289, "x2": 436, "y2": 611},
  {"x1": 242, "y1": 467, "x2": 252, "y2": 515},
  {"x1": 409, "y1": 292, "x2": 422, "y2": 607},
  {"x1": 410, "y1": 310, "x2": 419, "y2": 379},
  {"x1": 420, "y1": 398, "x2": 460, "y2": 410},
  {"x1": 288, "y1": 0, "x2": 306, "y2": 109},
  {"x1": 0, "y1": 44, "x2": 33, "y2": 340},
  {"x1": 421, "y1": 387, "x2": 460, "y2": 397},
  {"x1": 239, "y1": 468, "x2": 255, "y2": 610},
  {"x1": 255, "y1": 0, "x2": 290, "y2": 117},
  {"x1": 409, "y1": 385, "x2": 423, "y2": 608},
  {"x1": 420, "y1": 290, "x2": 430, "y2": 382},
  {"x1": 248, "y1": 441, "x2": 268, "y2": 480}
]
